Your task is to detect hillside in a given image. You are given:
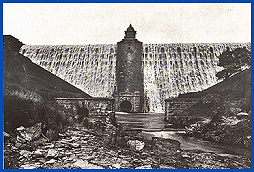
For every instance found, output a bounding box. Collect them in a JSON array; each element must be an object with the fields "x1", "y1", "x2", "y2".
[
  {"x1": 3, "y1": 35, "x2": 91, "y2": 134},
  {"x1": 170, "y1": 68, "x2": 251, "y2": 149},
  {"x1": 3, "y1": 36, "x2": 91, "y2": 100},
  {"x1": 178, "y1": 68, "x2": 251, "y2": 115}
]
